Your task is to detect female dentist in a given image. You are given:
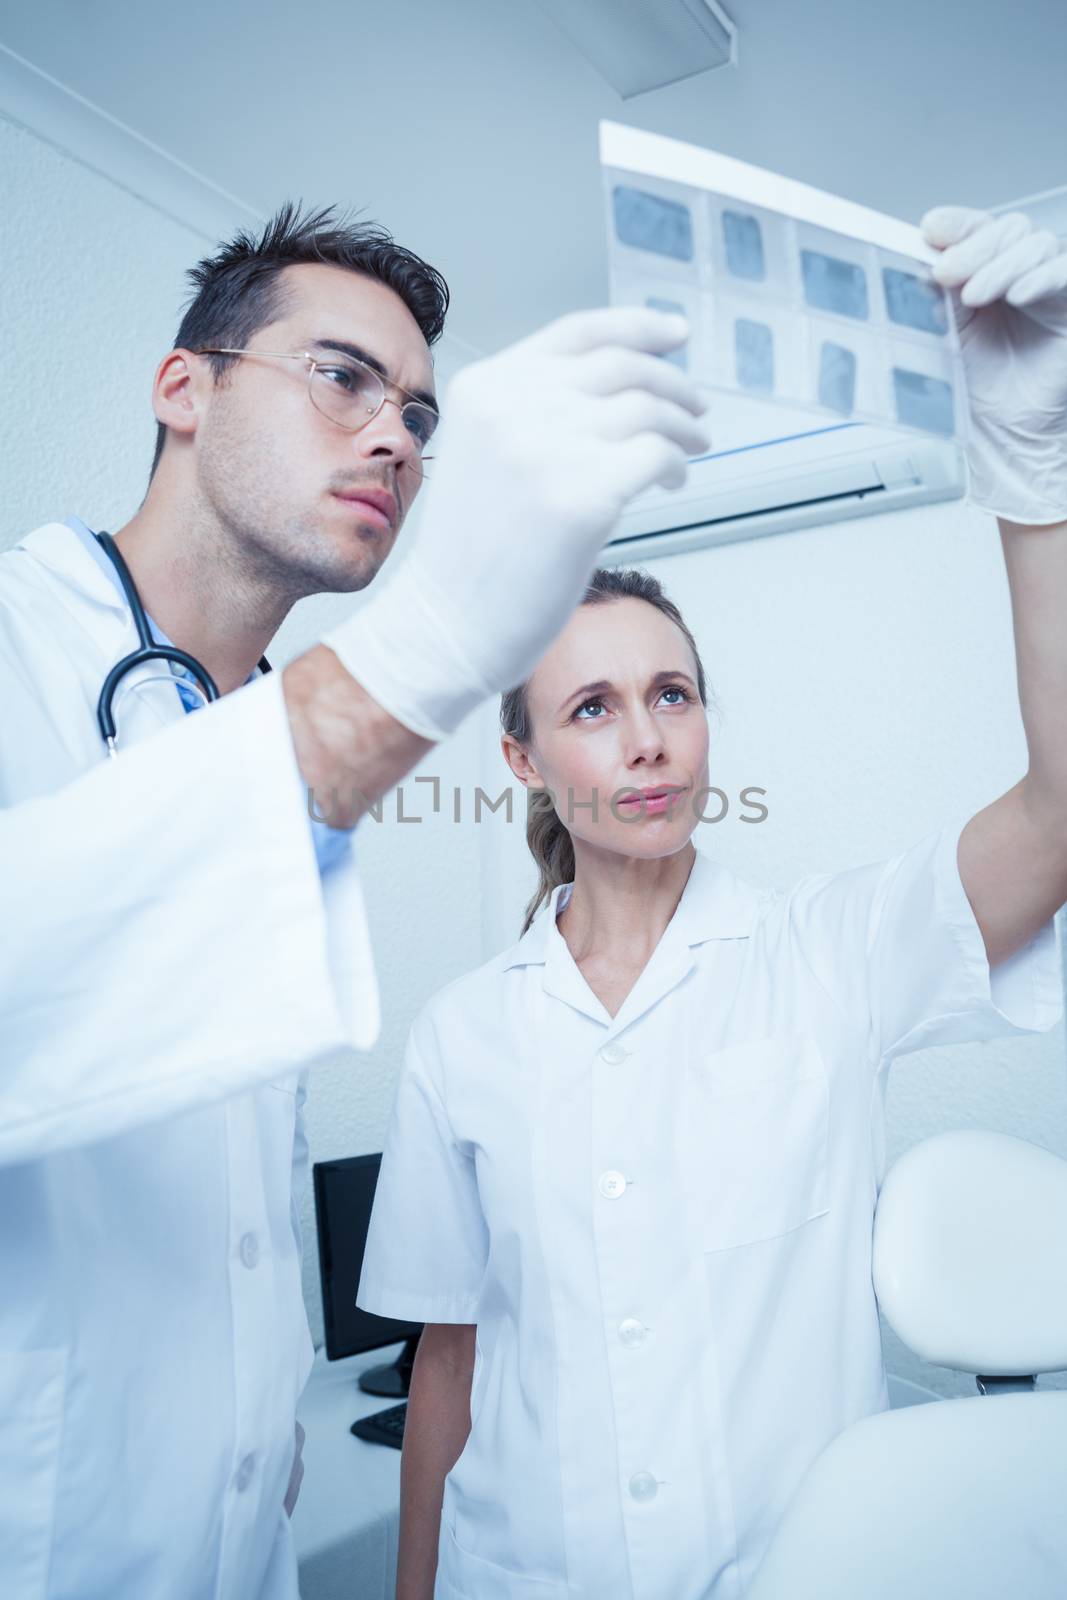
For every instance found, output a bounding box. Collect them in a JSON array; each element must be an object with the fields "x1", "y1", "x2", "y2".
[{"x1": 357, "y1": 206, "x2": 1067, "y2": 1600}]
